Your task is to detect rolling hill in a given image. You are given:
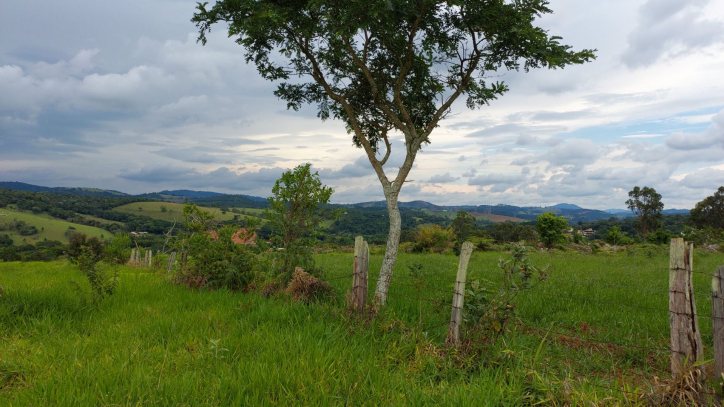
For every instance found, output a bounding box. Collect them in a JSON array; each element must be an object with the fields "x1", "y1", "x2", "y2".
[{"x1": 0, "y1": 208, "x2": 112, "y2": 245}]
